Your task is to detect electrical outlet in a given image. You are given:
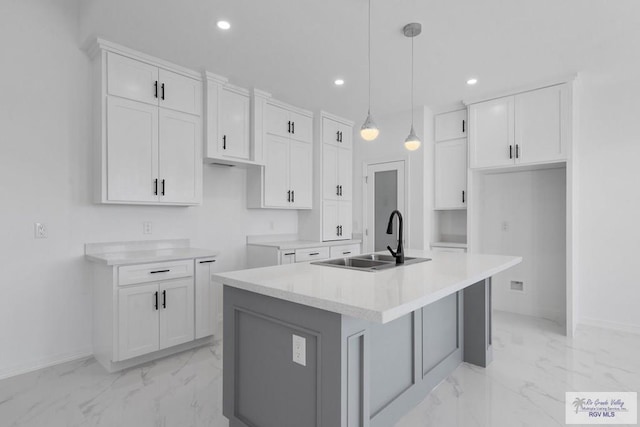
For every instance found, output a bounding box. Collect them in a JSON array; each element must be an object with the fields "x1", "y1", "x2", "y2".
[
  {"x1": 501, "y1": 221, "x2": 509, "y2": 232},
  {"x1": 34, "y1": 223, "x2": 47, "y2": 239},
  {"x1": 143, "y1": 222, "x2": 152, "y2": 234},
  {"x1": 292, "y1": 334, "x2": 306, "y2": 366},
  {"x1": 510, "y1": 280, "x2": 524, "y2": 291}
]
